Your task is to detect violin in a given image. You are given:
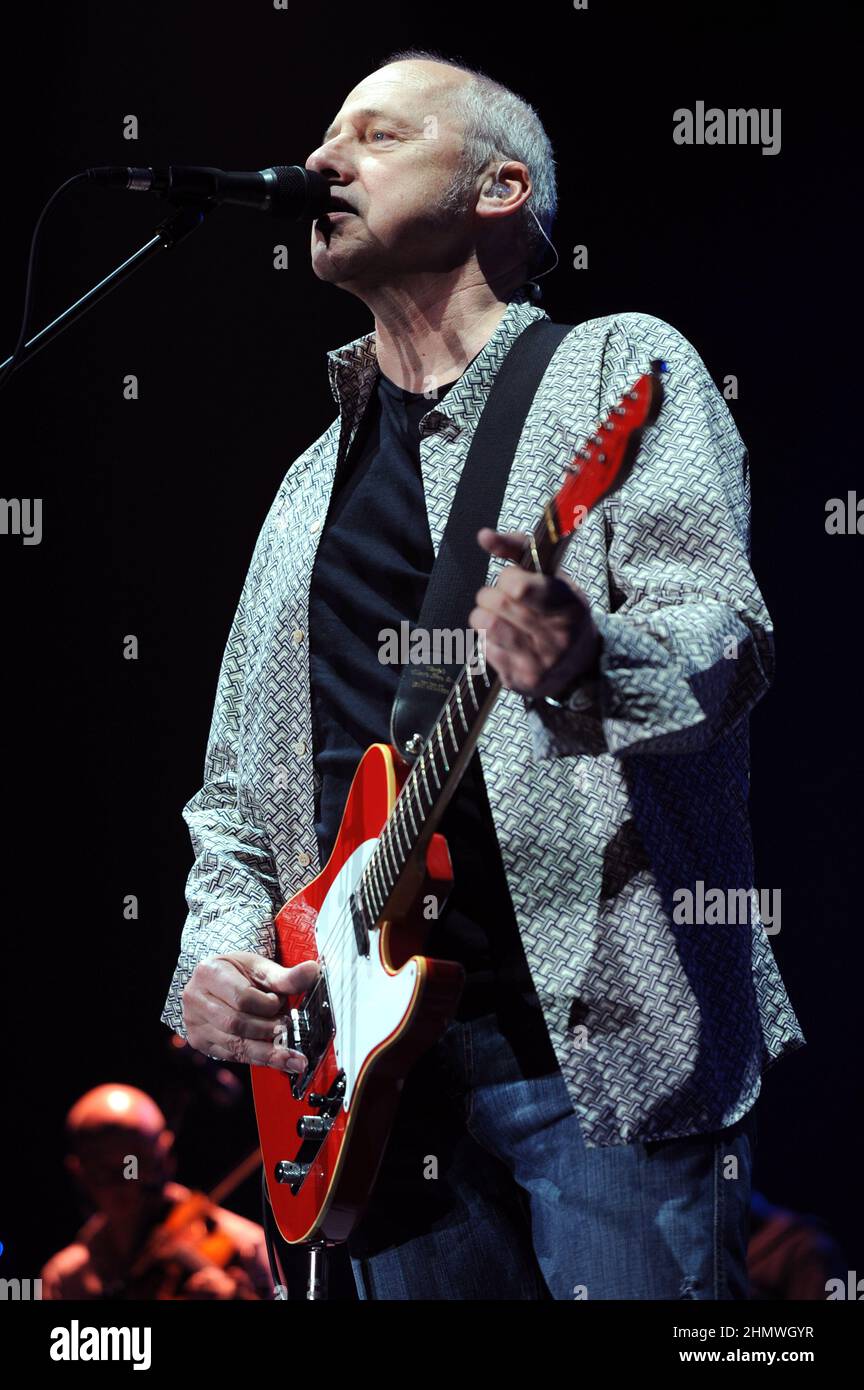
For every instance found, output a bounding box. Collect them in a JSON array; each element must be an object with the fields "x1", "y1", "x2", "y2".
[
  {"x1": 107, "y1": 1147, "x2": 264, "y2": 1300},
  {"x1": 123, "y1": 1190, "x2": 239, "y2": 1300}
]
